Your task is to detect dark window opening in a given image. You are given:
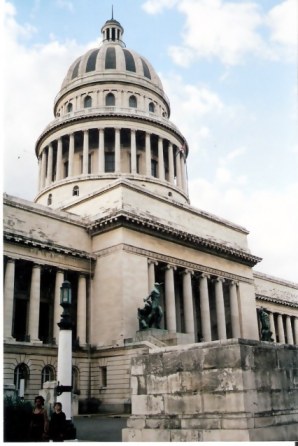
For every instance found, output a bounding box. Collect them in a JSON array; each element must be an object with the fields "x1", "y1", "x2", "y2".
[
  {"x1": 106, "y1": 93, "x2": 115, "y2": 106},
  {"x1": 73, "y1": 185, "x2": 79, "y2": 196},
  {"x1": 84, "y1": 95, "x2": 92, "y2": 108},
  {"x1": 129, "y1": 95, "x2": 137, "y2": 108},
  {"x1": 123, "y1": 49, "x2": 136, "y2": 72},
  {"x1": 86, "y1": 49, "x2": 99, "y2": 72},
  {"x1": 72, "y1": 59, "x2": 80, "y2": 79},
  {"x1": 141, "y1": 58, "x2": 151, "y2": 79},
  {"x1": 105, "y1": 152, "x2": 115, "y2": 172},
  {"x1": 149, "y1": 102, "x2": 155, "y2": 113},
  {"x1": 151, "y1": 159, "x2": 158, "y2": 177},
  {"x1": 47, "y1": 194, "x2": 52, "y2": 206},
  {"x1": 105, "y1": 47, "x2": 116, "y2": 69},
  {"x1": 67, "y1": 103, "x2": 73, "y2": 113}
]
